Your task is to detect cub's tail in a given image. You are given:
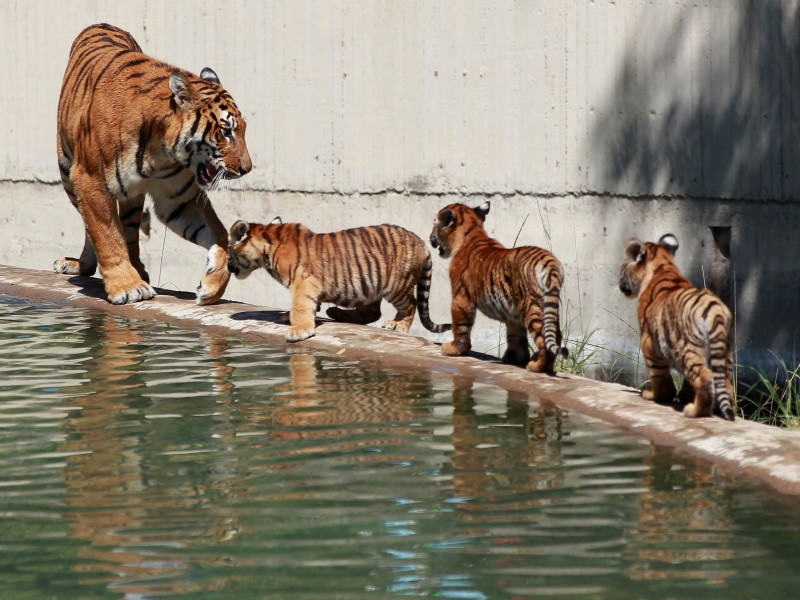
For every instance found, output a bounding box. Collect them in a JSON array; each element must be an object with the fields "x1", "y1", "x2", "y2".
[
  {"x1": 708, "y1": 314, "x2": 735, "y2": 421},
  {"x1": 538, "y1": 262, "x2": 569, "y2": 360},
  {"x1": 416, "y1": 254, "x2": 451, "y2": 333}
]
